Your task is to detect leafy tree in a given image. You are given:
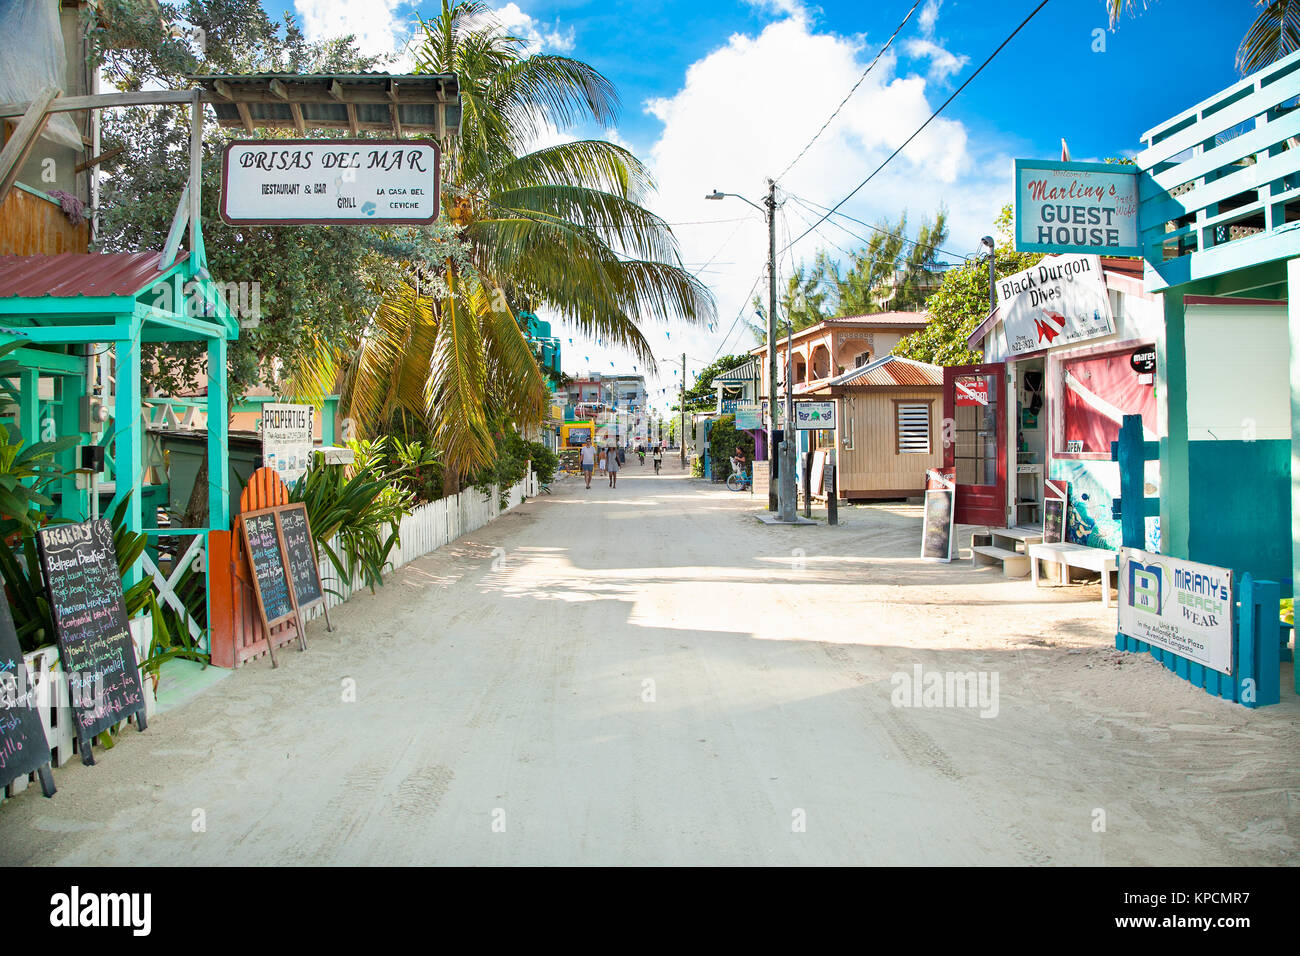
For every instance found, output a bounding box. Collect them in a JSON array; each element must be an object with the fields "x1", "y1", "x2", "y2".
[
  {"x1": 89, "y1": 0, "x2": 401, "y2": 397},
  {"x1": 892, "y1": 204, "x2": 1042, "y2": 366},
  {"x1": 824, "y1": 210, "x2": 948, "y2": 315},
  {"x1": 335, "y1": 0, "x2": 713, "y2": 486},
  {"x1": 682, "y1": 354, "x2": 753, "y2": 411},
  {"x1": 1106, "y1": 0, "x2": 1299, "y2": 75}
]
